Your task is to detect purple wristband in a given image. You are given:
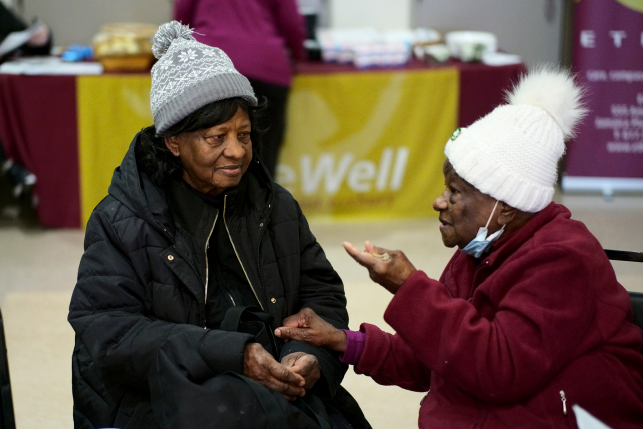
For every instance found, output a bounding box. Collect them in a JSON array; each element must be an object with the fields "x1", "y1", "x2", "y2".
[{"x1": 339, "y1": 329, "x2": 366, "y2": 365}]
